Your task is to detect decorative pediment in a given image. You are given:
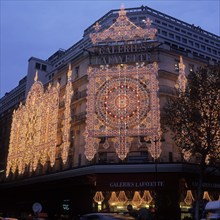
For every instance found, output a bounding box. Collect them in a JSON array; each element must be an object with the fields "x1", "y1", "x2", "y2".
[{"x1": 90, "y1": 6, "x2": 157, "y2": 44}]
